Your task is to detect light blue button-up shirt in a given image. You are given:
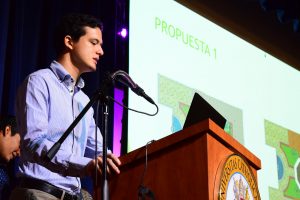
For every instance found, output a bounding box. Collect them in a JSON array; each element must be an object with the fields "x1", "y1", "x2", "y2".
[{"x1": 16, "y1": 61, "x2": 103, "y2": 193}]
